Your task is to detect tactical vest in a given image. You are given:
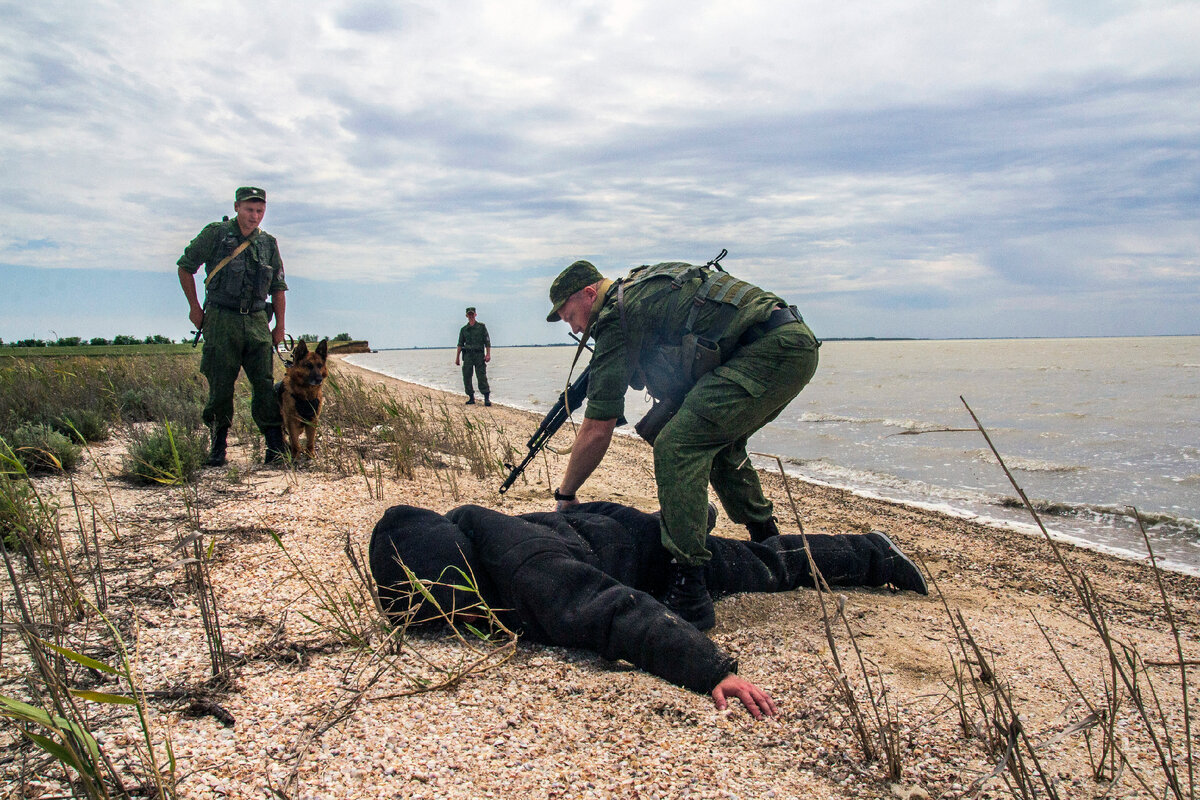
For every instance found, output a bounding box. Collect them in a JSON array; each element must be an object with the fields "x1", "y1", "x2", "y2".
[
  {"x1": 618, "y1": 261, "x2": 759, "y2": 401},
  {"x1": 204, "y1": 224, "x2": 274, "y2": 312}
]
